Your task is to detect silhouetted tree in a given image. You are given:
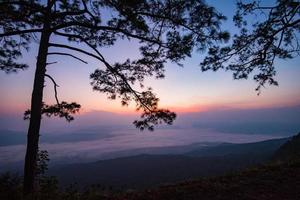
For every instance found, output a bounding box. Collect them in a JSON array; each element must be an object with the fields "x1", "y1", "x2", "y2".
[
  {"x1": 0, "y1": 0, "x2": 229, "y2": 196},
  {"x1": 201, "y1": 0, "x2": 300, "y2": 93}
]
